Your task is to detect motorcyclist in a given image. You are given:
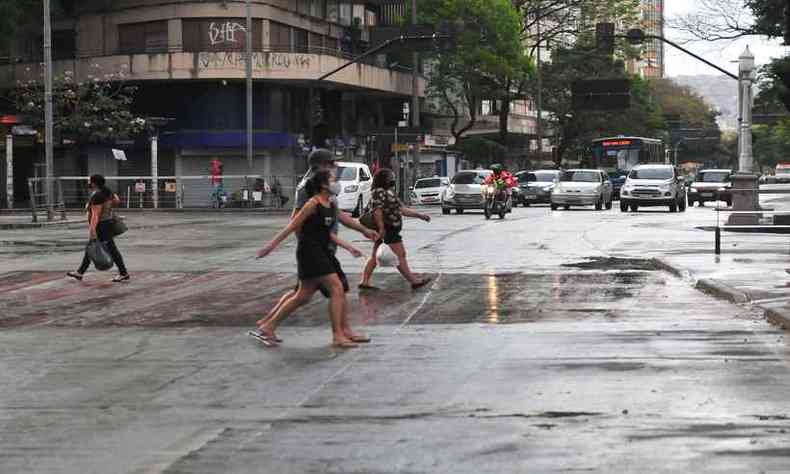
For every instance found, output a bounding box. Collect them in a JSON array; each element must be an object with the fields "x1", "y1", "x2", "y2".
[{"x1": 483, "y1": 164, "x2": 517, "y2": 202}]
